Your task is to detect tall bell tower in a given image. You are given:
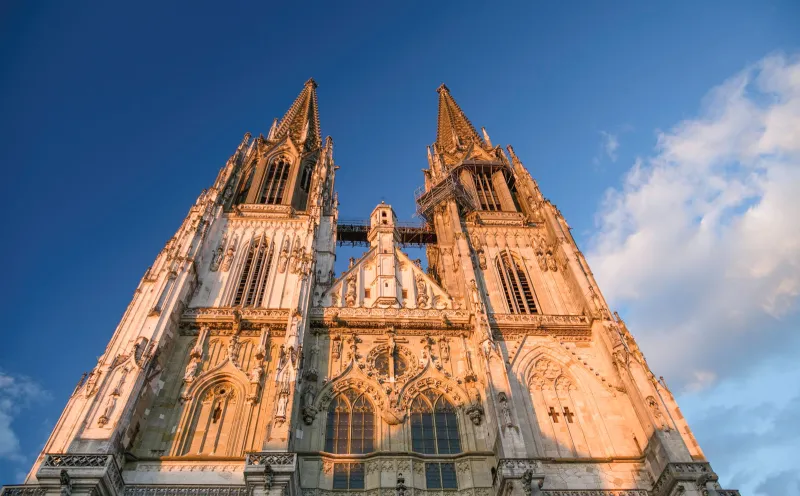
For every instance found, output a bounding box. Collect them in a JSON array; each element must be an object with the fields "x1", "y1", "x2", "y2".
[
  {"x1": 4, "y1": 79, "x2": 338, "y2": 496},
  {"x1": 2, "y1": 82, "x2": 738, "y2": 496}
]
